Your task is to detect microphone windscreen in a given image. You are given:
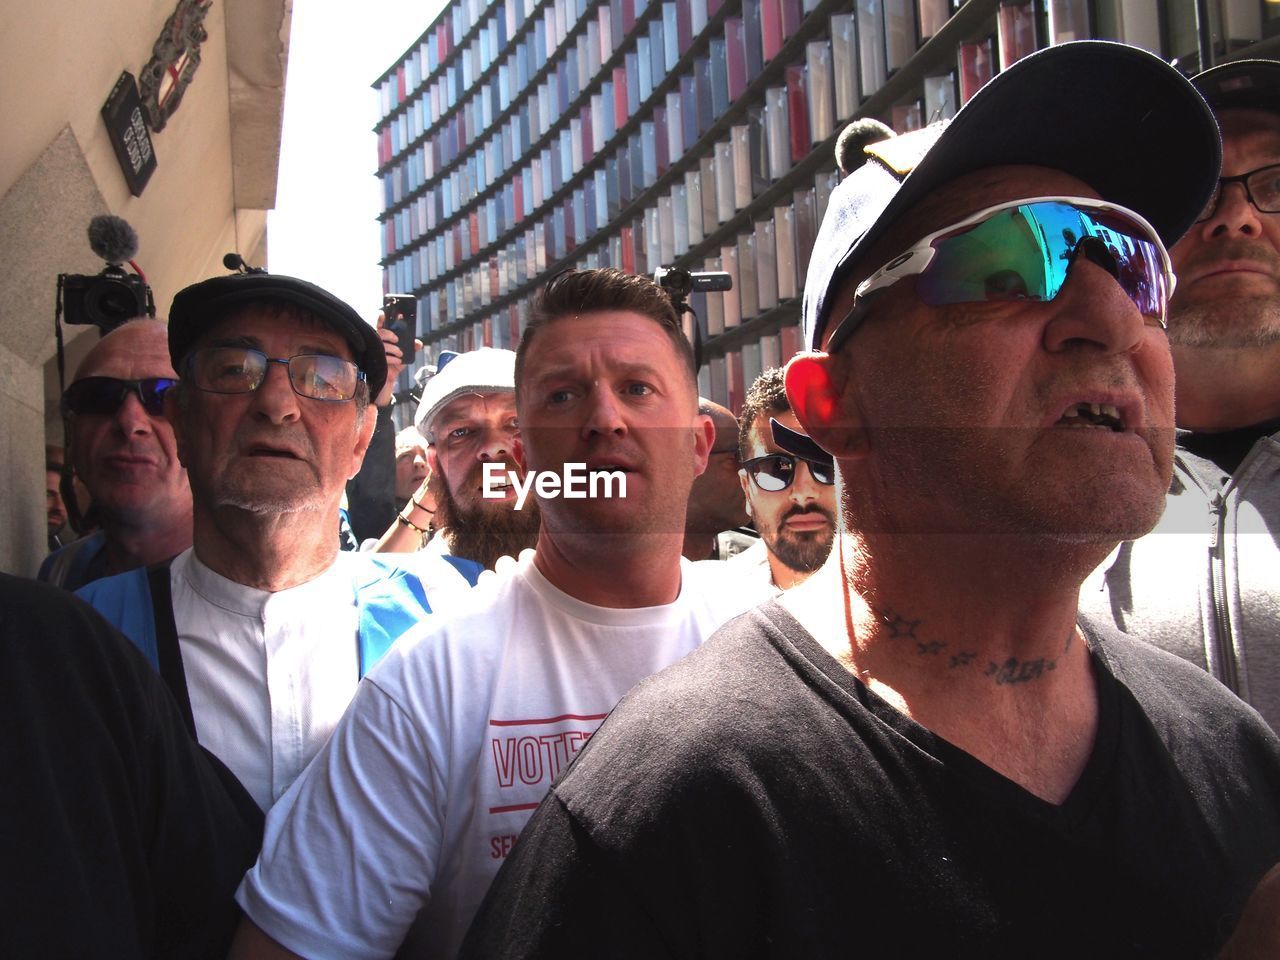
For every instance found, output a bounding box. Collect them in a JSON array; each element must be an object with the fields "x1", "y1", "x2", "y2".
[
  {"x1": 87, "y1": 215, "x2": 139, "y2": 265},
  {"x1": 835, "y1": 118, "x2": 895, "y2": 176}
]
